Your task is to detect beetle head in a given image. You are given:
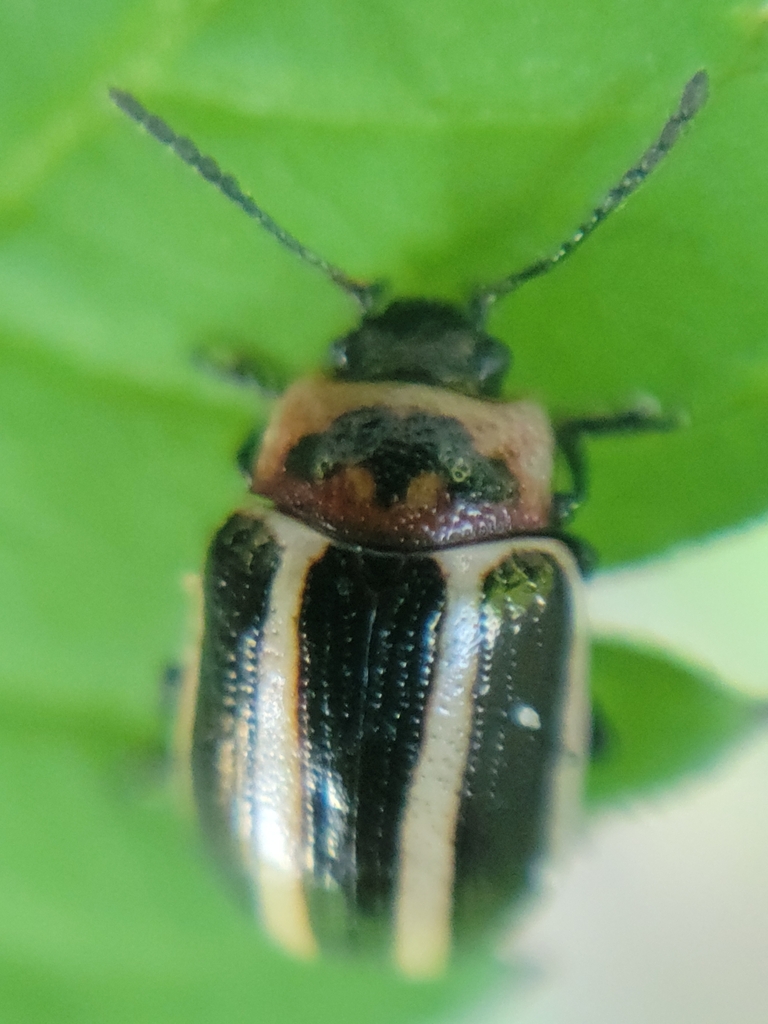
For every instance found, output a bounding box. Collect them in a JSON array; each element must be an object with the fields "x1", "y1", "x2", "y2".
[{"x1": 328, "y1": 298, "x2": 510, "y2": 399}]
